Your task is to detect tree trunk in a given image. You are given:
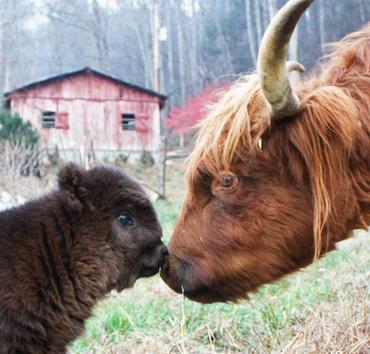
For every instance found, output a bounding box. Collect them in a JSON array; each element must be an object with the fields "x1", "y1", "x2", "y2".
[
  {"x1": 176, "y1": 6, "x2": 186, "y2": 106},
  {"x1": 288, "y1": 27, "x2": 300, "y2": 84},
  {"x1": 358, "y1": 0, "x2": 366, "y2": 22},
  {"x1": 189, "y1": 0, "x2": 199, "y2": 92},
  {"x1": 165, "y1": 0, "x2": 175, "y2": 108},
  {"x1": 153, "y1": 3, "x2": 160, "y2": 92},
  {"x1": 318, "y1": 0, "x2": 325, "y2": 53},
  {"x1": 0, "y1": 2, "x2": 11, "y2": 94},
  {"x1": 254, "y1": 0, "x2": 263, "y2": 44},
  {"x1": 214, "y1": 8, "x2": 234, "y2": 73},
  {"x1": 267, "y1": 0, "x2": 277, "y2": 20},
  {"x1": 245, "y1": 0, "x2": 257, "y2": 66},
  {"x1": 91, "y1": 0, "x2": 109, "y2": 71},
  {"x1": 133, "y1": 19, "x2": 153, "y2": 89}
]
